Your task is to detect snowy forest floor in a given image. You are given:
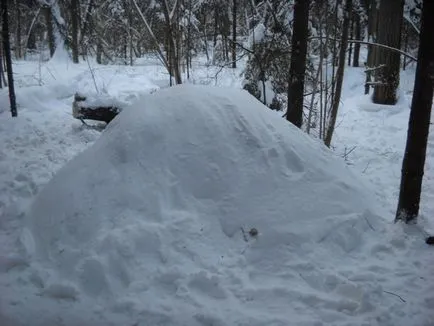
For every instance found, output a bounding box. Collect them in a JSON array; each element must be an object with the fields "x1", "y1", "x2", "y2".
[{"x1": 0, "y1": 53, "x2": 433, "y2": 326}]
